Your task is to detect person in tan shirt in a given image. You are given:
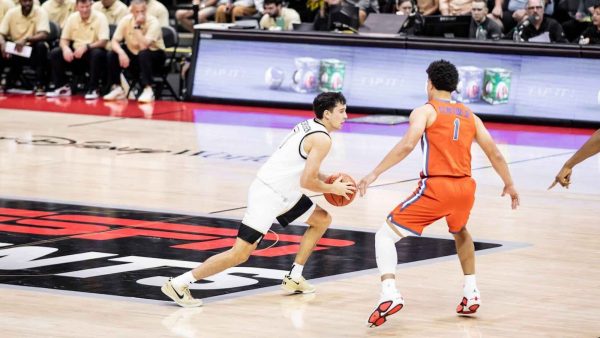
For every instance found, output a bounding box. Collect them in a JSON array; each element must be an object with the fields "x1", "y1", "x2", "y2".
[
  {"x1": 104, "y1": 0, "x2": 165, "y2": 103},
  {"x1": 41, "y1": 0, "x2": 75, "y2": 27},
  {"x1": 259, "y1": 0, "x2": 300, "y2": 30},
  {"x1": 47, "y1": 0, "x2": 109, "y2": 99},
  {"x1": 91, "y1": 0, "x2": 127, "y2": 25},
  {"x1": 144, "y1": 0, "x2": 169, "y2": 26},
  {"x1": 0, "y1": 0, "x2": 49, "y2": 94}
]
